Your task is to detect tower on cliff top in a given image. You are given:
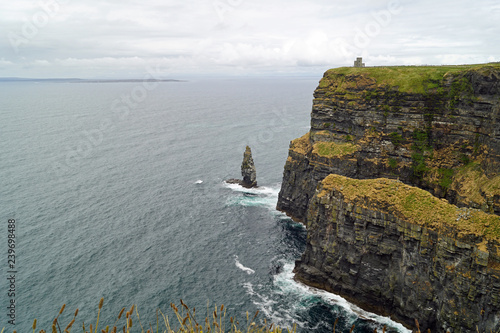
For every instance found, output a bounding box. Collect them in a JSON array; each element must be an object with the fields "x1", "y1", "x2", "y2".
[{"x1": 354, "y1": 57, "x2": 365, "y2": 68}]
